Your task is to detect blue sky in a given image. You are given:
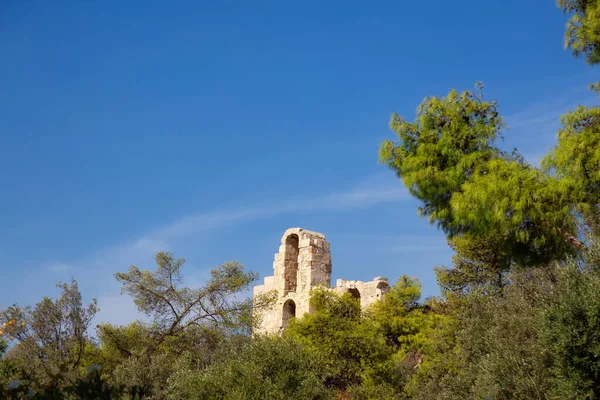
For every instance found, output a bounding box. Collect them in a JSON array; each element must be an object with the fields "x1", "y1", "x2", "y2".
[{"x1": 1, "y1": 1, "x2": 598, "y2": 325}]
